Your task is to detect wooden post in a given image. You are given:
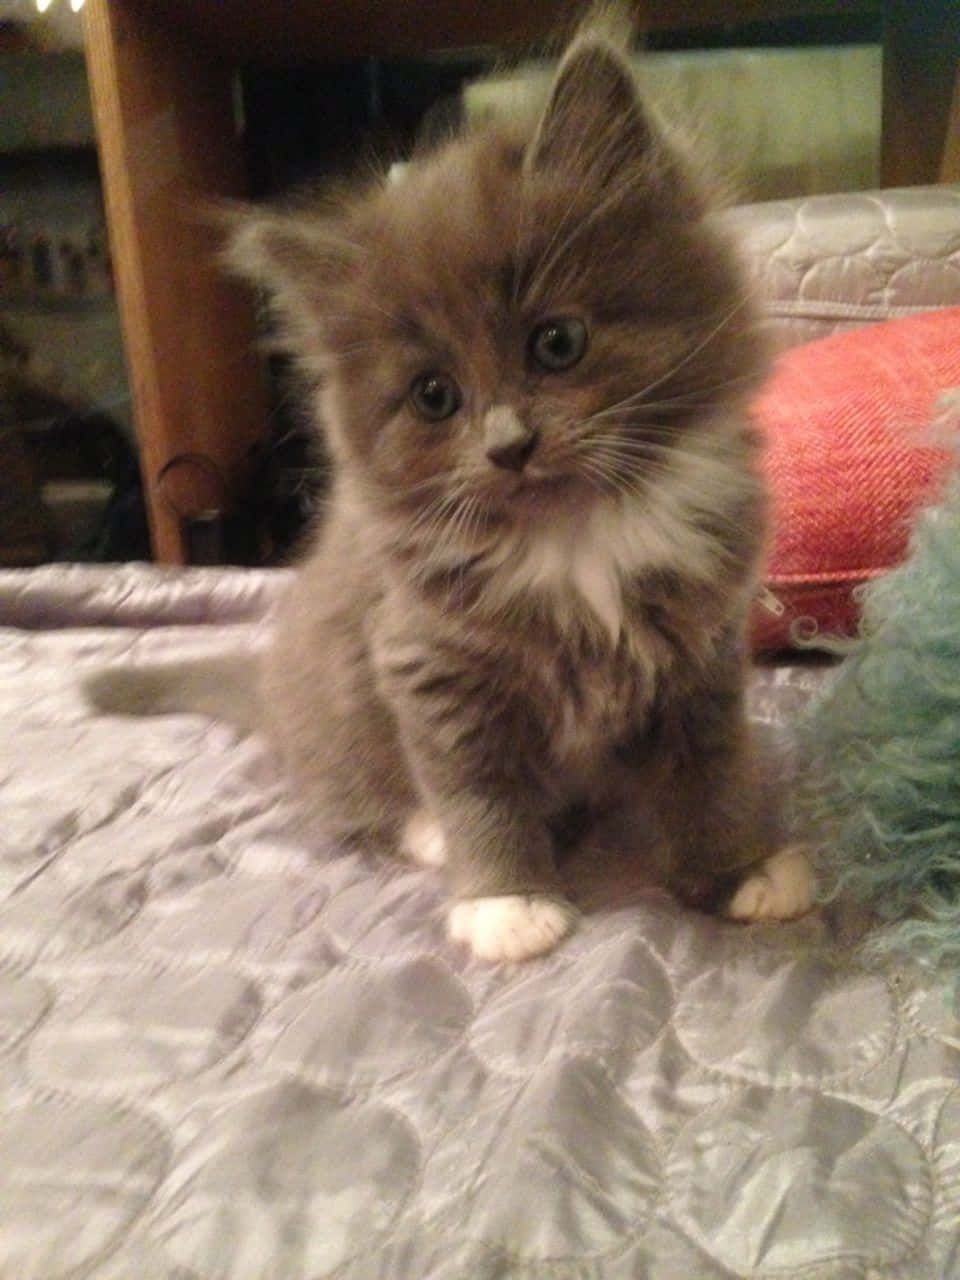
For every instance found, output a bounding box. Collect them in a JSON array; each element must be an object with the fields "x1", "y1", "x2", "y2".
[
  {"x1": 881, "y1": 0, "x2": 960, "y2": 188},
  {"x1": 940, "y1": 65, "x2": 960, "y2": 184},
  {"x1": 84, "y1": 0, "x2": 268, "y2": 563}
]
